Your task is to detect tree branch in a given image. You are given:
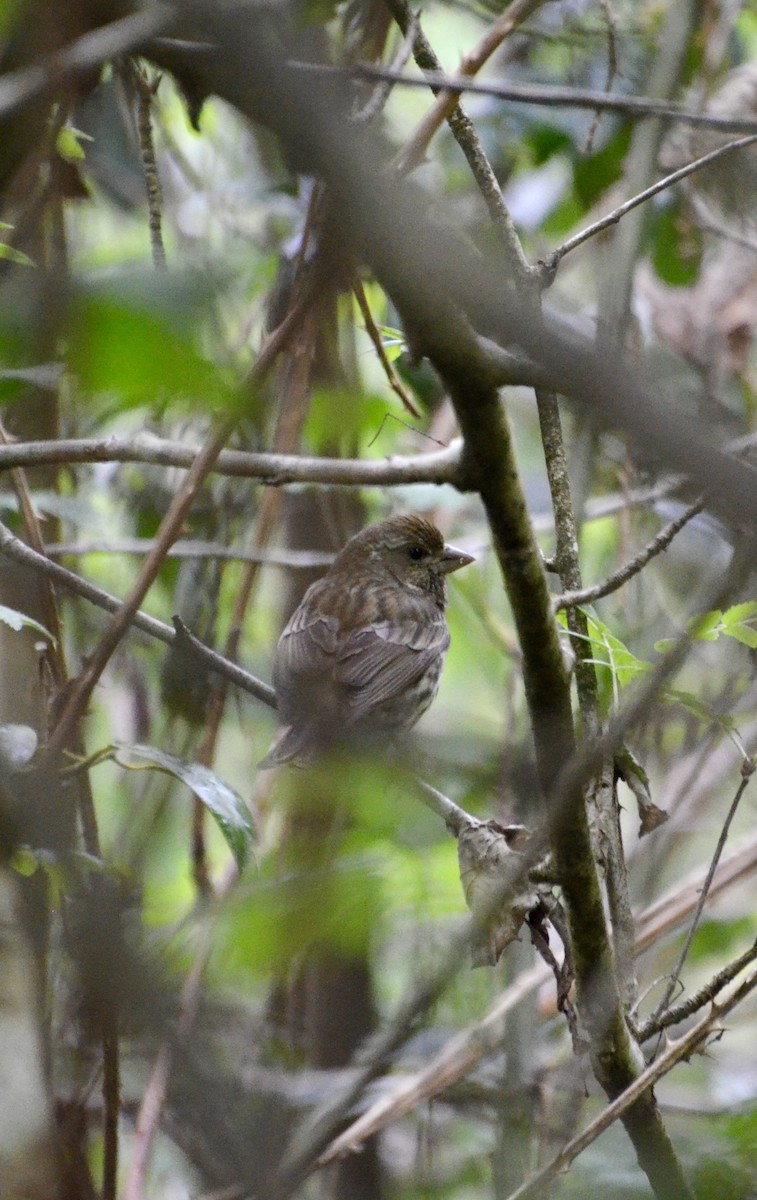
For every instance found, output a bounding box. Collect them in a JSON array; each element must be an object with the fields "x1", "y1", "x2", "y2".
[
  {"x1": 503, "y1": 965, "x2": 757, "y2": 1200},
  {"x1": 0, "y1": 435, "x2": 464, "y2": 485},
  {"x1": 635, "y1": 938, "x2": 757, "y2": 1043},
  {"x1": 296, "y1": 61, "x2": 757, "y2": 134},
  {"x1": 544, "y1": 133, "x2": 757, "y2": 278},
  {"x1": 0, "y1": 519, "x2": 276, "y2": 707},
  {"x1": 554, "y1": 498, "x2": 706, "y2": 611}
]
